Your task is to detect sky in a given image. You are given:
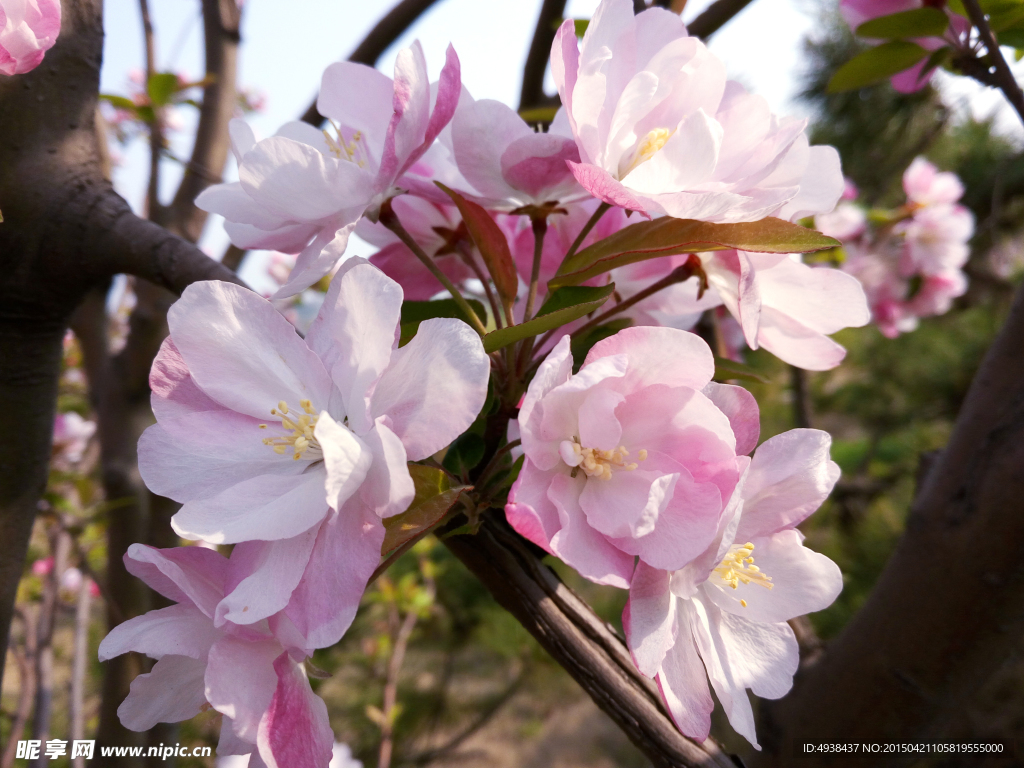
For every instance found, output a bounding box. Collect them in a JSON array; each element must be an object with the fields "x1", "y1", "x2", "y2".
[{"x1": 97, "y1": 0, "x2": 1023, "y2": 289}]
